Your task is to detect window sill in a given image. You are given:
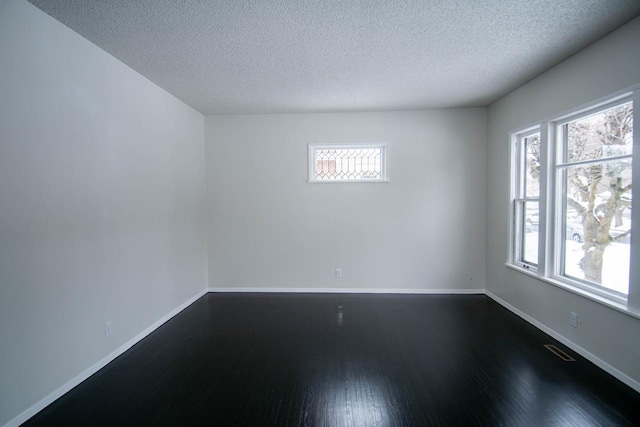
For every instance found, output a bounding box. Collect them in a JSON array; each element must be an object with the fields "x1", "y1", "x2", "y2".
[{"x1": 504, "y1": 263, "x2": 640, "y2": 320}]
